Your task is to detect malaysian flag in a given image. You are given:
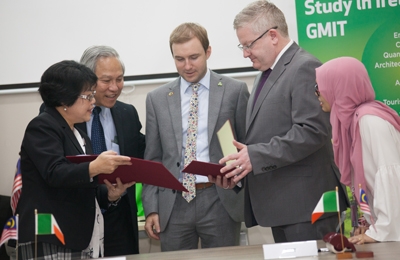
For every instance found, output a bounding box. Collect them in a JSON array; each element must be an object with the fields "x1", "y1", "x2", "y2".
[
  {"x1": 0, "y1": 216, "x2": 18, "y2": 248},
  {"x1": 359, "y1": 185, "x2": 376, "y2": 232},
  {"x1": 359, "y1": 188, "x2": 371, "y2": 215},
  {"x1": 11, "y1": 158, "x2": 22, "y2": 215}
]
